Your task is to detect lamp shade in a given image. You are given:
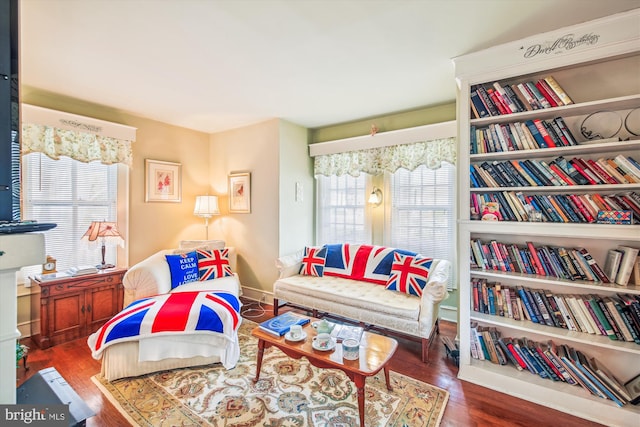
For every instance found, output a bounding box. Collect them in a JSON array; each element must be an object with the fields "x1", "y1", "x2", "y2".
[
  {"x1": 81, "y1": 221, "x2": 124, "y2": 247},
  {"x1": 194, "y1": 195, "x2": 220, "y2": 218}
]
